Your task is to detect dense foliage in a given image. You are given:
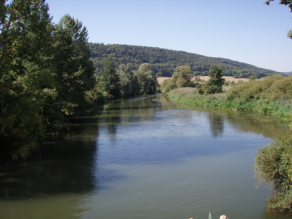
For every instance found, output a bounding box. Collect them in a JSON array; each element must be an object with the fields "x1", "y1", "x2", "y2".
[
  {"x1": 1, "y1": 0, "x2": 55, "y2": 149},
  {"x1": 205, "y1": 65, "x2": 225, "y2": 94},
  {"x1": 0, "y1": 0, "x2": 97, "y2": 151},
  {"x1": 0, "y1": 0, "x2": 159, "y2": 152},
  {"x1": 168, "y1": 74, "x2": 292, "y2": 119},
  {"x1": 99, "y1": 56, "x2": 121, "y2": 99},
  {"x1": 134, "y1": 63, "x2": 157, "y2": 95},
  {"x1": 160, "y1": 65, "x2": 195, "y2": 93},
  {"x1": 88, "y1": 43, "x2": 279, "y2": 78},
  {"x1": 254, "y1": 131, "x2": 292, "y2": 211},
  {"x1": 226, "y1": 74, "x2": 292, "y2": 102}
]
